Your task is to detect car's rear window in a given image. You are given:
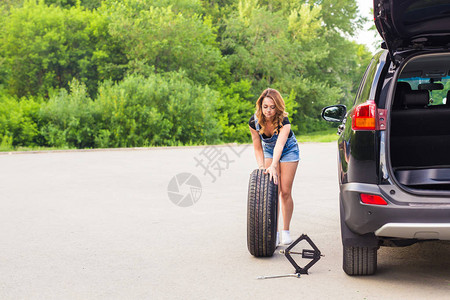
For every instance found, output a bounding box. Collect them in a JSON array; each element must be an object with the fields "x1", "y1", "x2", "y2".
[{"x1": 398, "y1": 76, "x2": 450, "y2": 105}]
